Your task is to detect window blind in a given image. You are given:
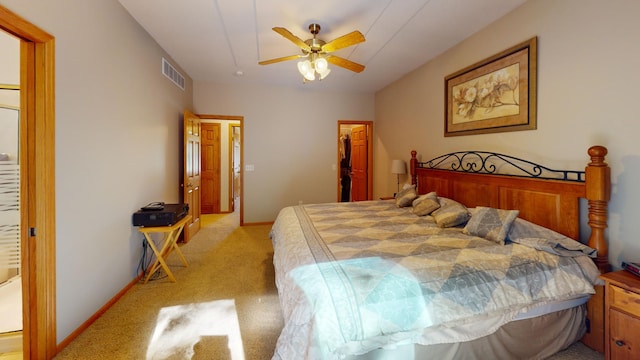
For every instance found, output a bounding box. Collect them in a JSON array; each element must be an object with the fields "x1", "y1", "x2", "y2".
[{"x1": 0, "y1": 162, "x2": 20, "y2": 269}]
